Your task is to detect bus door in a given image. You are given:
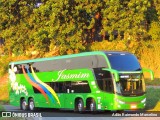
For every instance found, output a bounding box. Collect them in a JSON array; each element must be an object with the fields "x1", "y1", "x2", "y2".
[
  {"x1": 63, "y1": 81, "x2": 74, "y2": 109},
  {"x1": 101, "y1": 77, "x2": 115, "y2": 109},
  {"x1": 95, "y1": 69, "x2": 115, "y2": 109}
]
